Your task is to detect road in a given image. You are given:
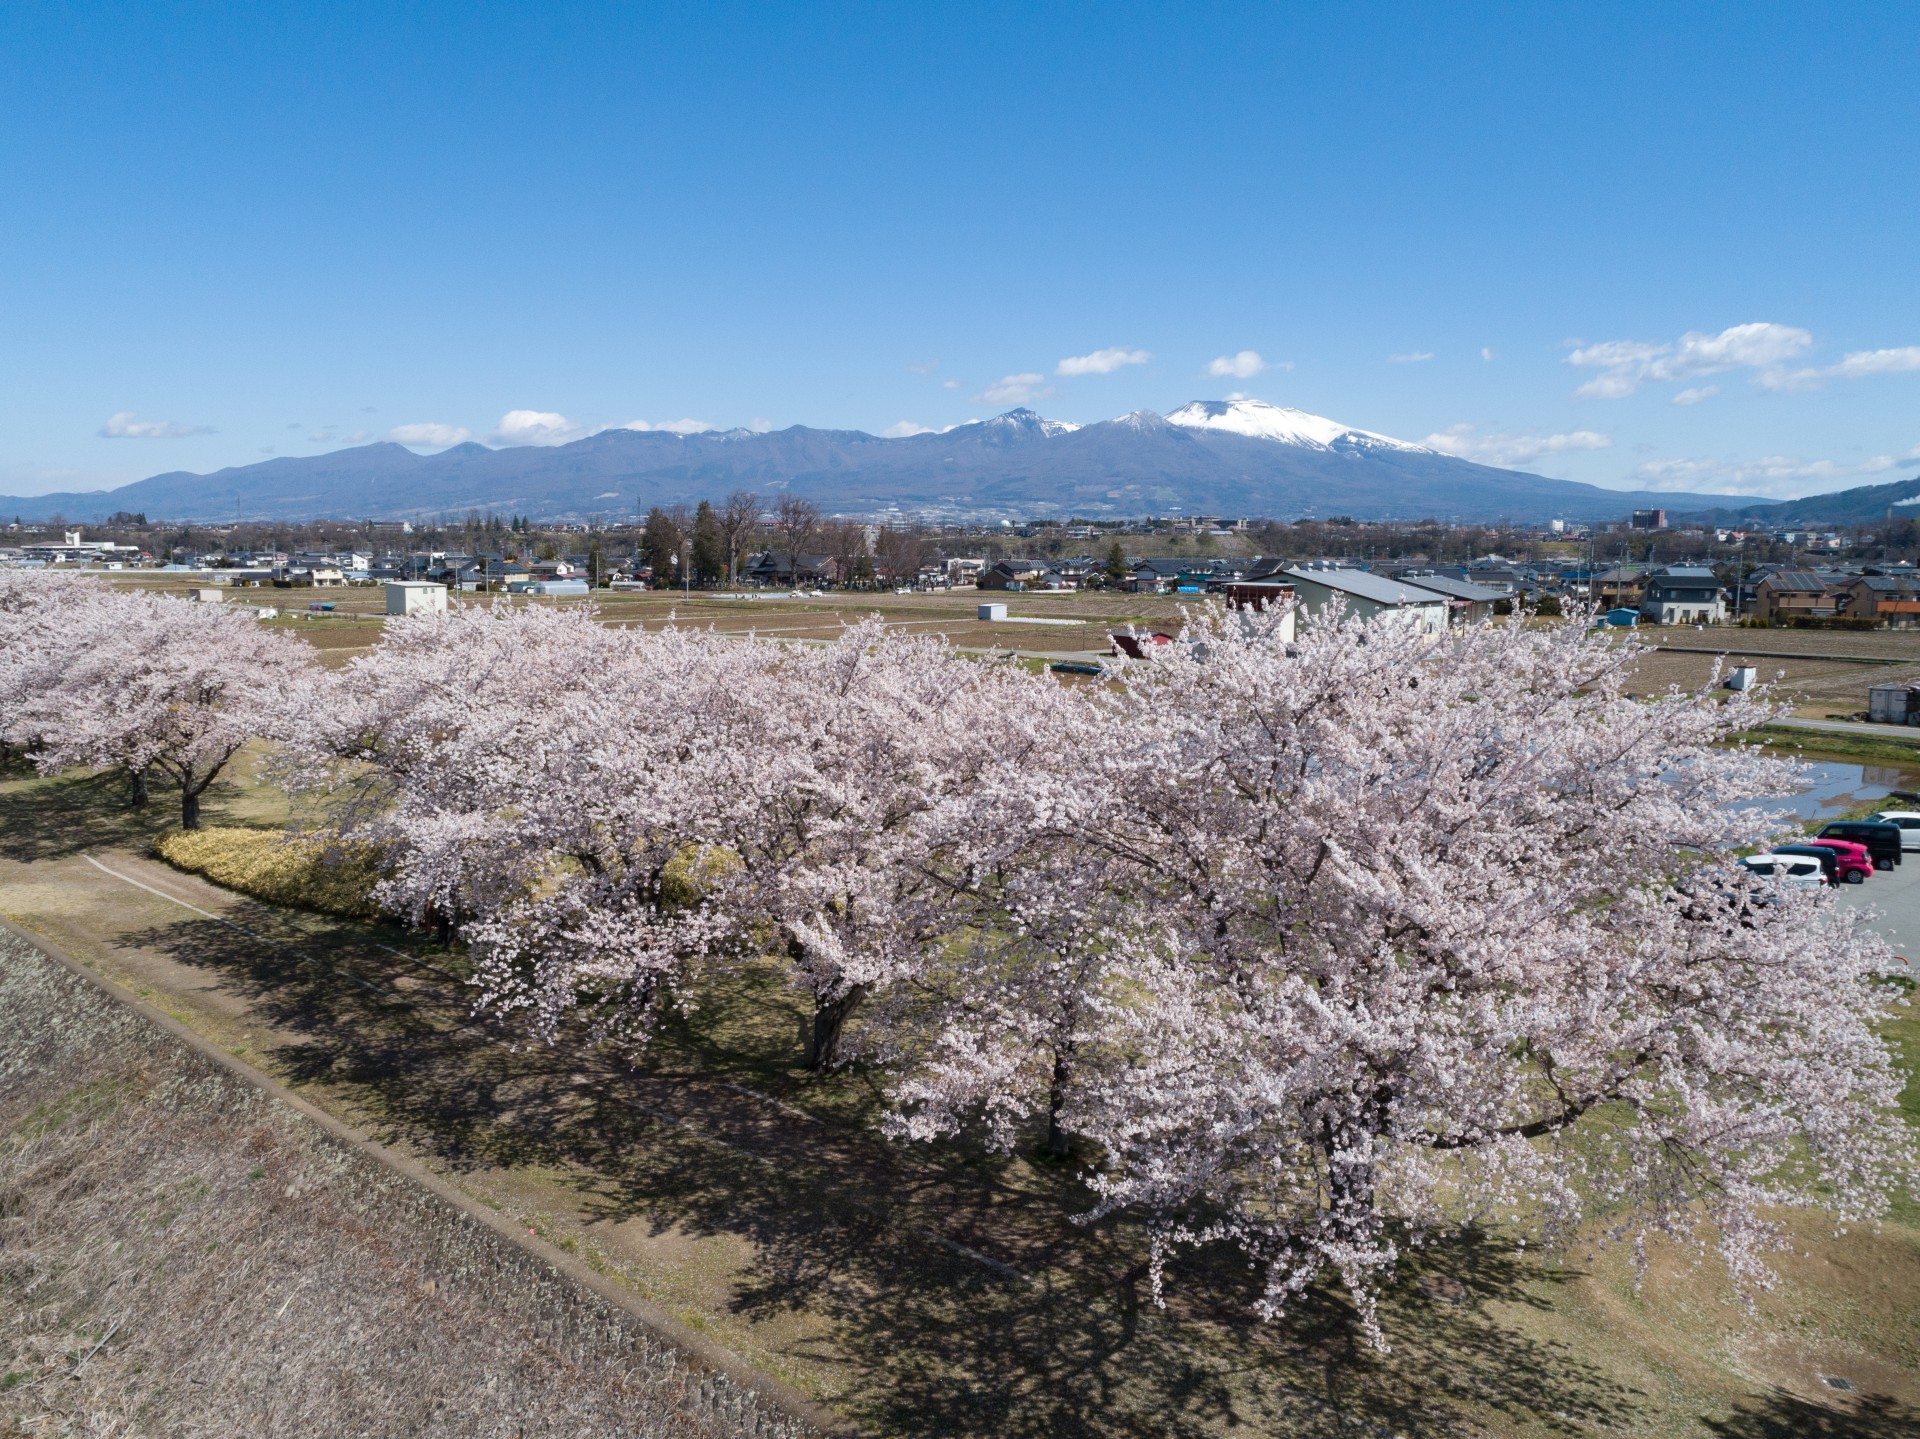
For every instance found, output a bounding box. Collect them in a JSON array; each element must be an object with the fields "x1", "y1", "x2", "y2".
[{"x1": 1770, "y1": 715, "x2": 1920, "y2": 744}]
